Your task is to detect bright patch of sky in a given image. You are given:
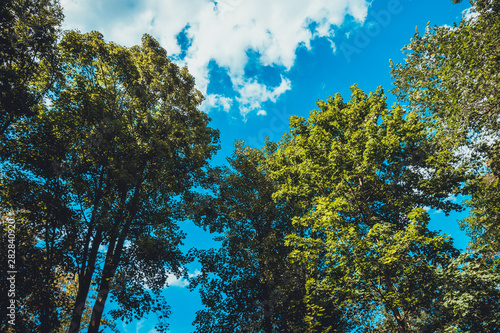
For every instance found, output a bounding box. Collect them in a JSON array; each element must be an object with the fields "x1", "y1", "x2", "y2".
[{"x1": 166, "y1": 269, "x2": 201, "y2": 288}]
